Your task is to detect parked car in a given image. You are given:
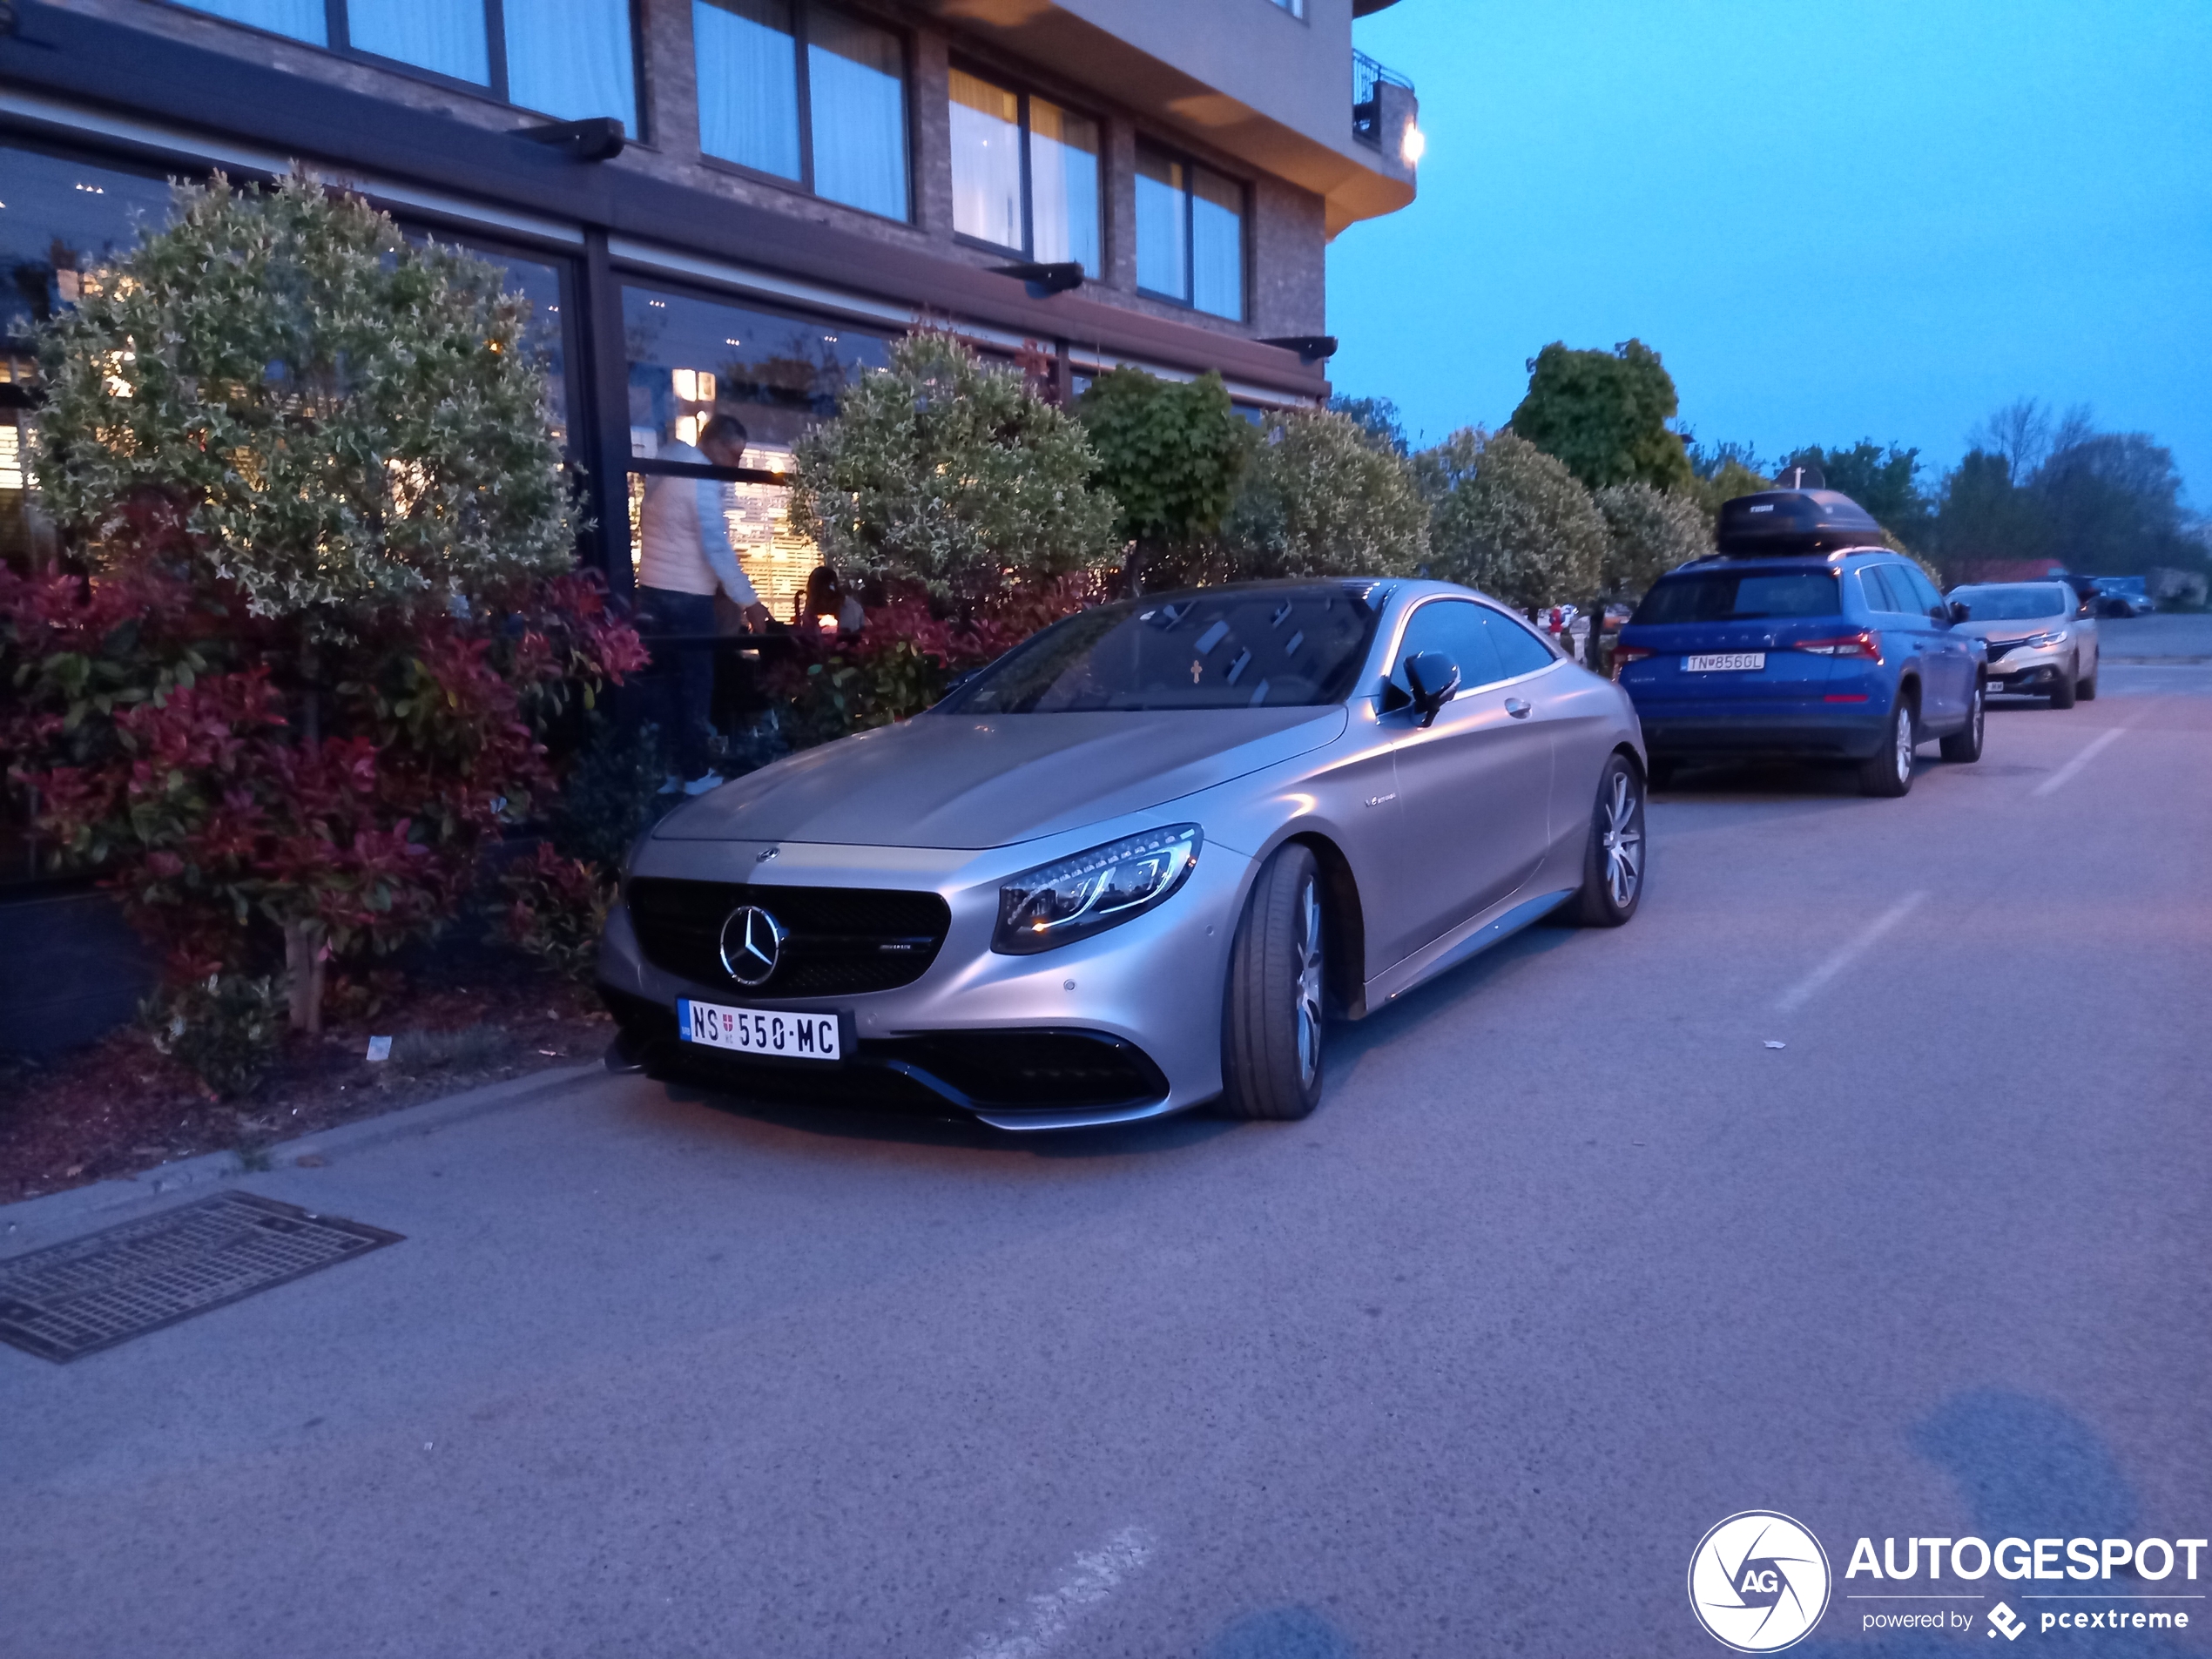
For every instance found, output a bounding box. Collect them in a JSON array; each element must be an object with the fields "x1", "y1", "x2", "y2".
[
  {"x1": 2090, "y1": 576, "x2": 2156, "y2": 618},
  {"x1": 1946, "y1": 580, "x2": 2097, "y2": 706},
  {"x1": 597, "y1": 580, "x2": 1647, "y2": 1129},
  {"x1": 1611, "y1": 489, "x2": 1986, "y2": 797}
]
